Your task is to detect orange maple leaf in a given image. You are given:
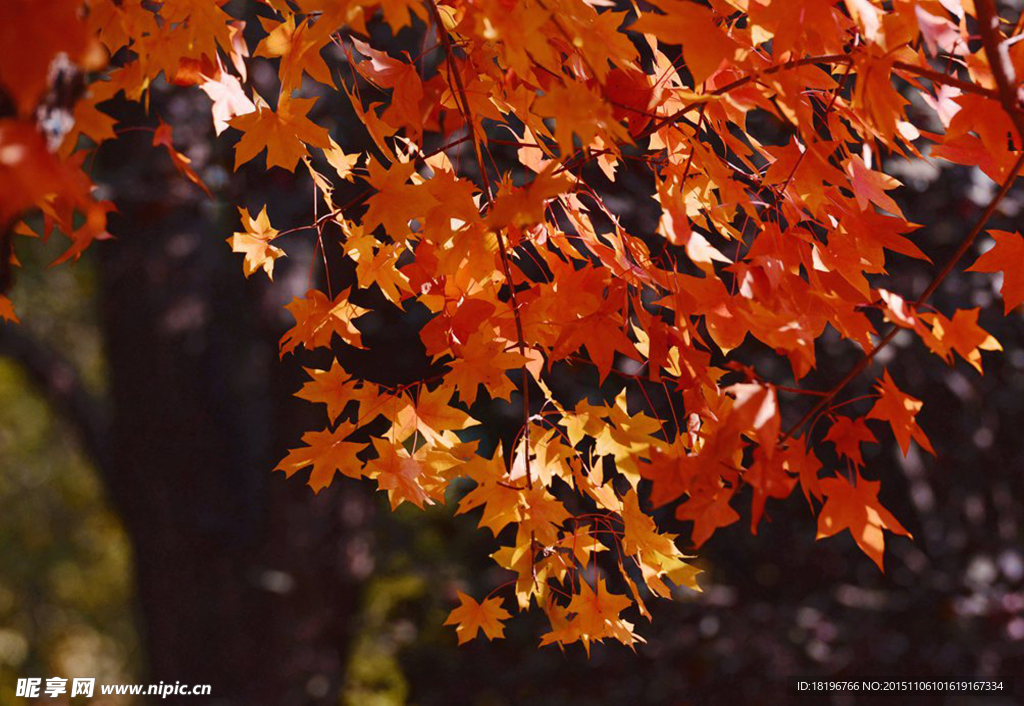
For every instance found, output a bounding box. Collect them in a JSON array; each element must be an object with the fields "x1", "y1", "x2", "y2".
[
  {"x1": 556, "y1": 578, "x2": 642, "y2": 654},
  {"x1": 152, "y1": 120, "x2": 212, "y2": 197},
  {"x1": 443, "y1": 591, "x2": 512, "y2": 644},
  {"x1": 295, "y1": 360, "x2": 378, "y2": 423},
  {"x1": 846, "y1": 154, "x2": 902, "y2": 217},
  {"x1": 867, "y1": 370, "x2": 934, "y2": 456},
  {"x1": 255, "y1": 15, "x2": 334, "y2": 92},
  {"x1": 279, "y1": 289, "x2": 368, "y2": 356},
  {"x1": 275, "y1": 425, "x2": 365, "y2": 492},
  {"x1": 230, "y1": 93, "x2": 331, "y2": 171},
  {"x1": 967, "y1": 230, "x2": 1024, "y2": 314},
  {"x1": 456, "y1": 454, "x2": 524, "y2": 535},
  {"x1": 630, "y1": 0, "x2": 737, "y2": 85},
  {"x1": 365, "y1": 438, "x2": 444, "y2": 510},
  {"x1": 817, "y1": 474, "x2": 911, "y2": 571},
  {"x1": 823, "y1": 416, "x2": 877, "y2": 468},
  {"x1": 675, "y1": 480, "x2": 739, "y2": 548},
  {"x1": 199, "y1": 62, "x2": 256, "y2": 135},
  {"x1": 746, "y1": 446, "x2": 798, "y2": 533},
  {"x1": 0, "y1": 295, "x2": 19, "y2": 324},
  {"x1": 921, "y1": 308, "x2": 1002, "y2": 374}
]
